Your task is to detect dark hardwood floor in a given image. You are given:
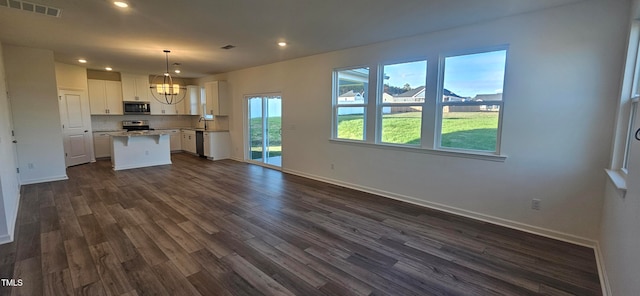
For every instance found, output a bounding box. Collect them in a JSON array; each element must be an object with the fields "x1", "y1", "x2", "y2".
[{"x1": 0, "y1": 153, "x2": 602, "y2": 295}]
